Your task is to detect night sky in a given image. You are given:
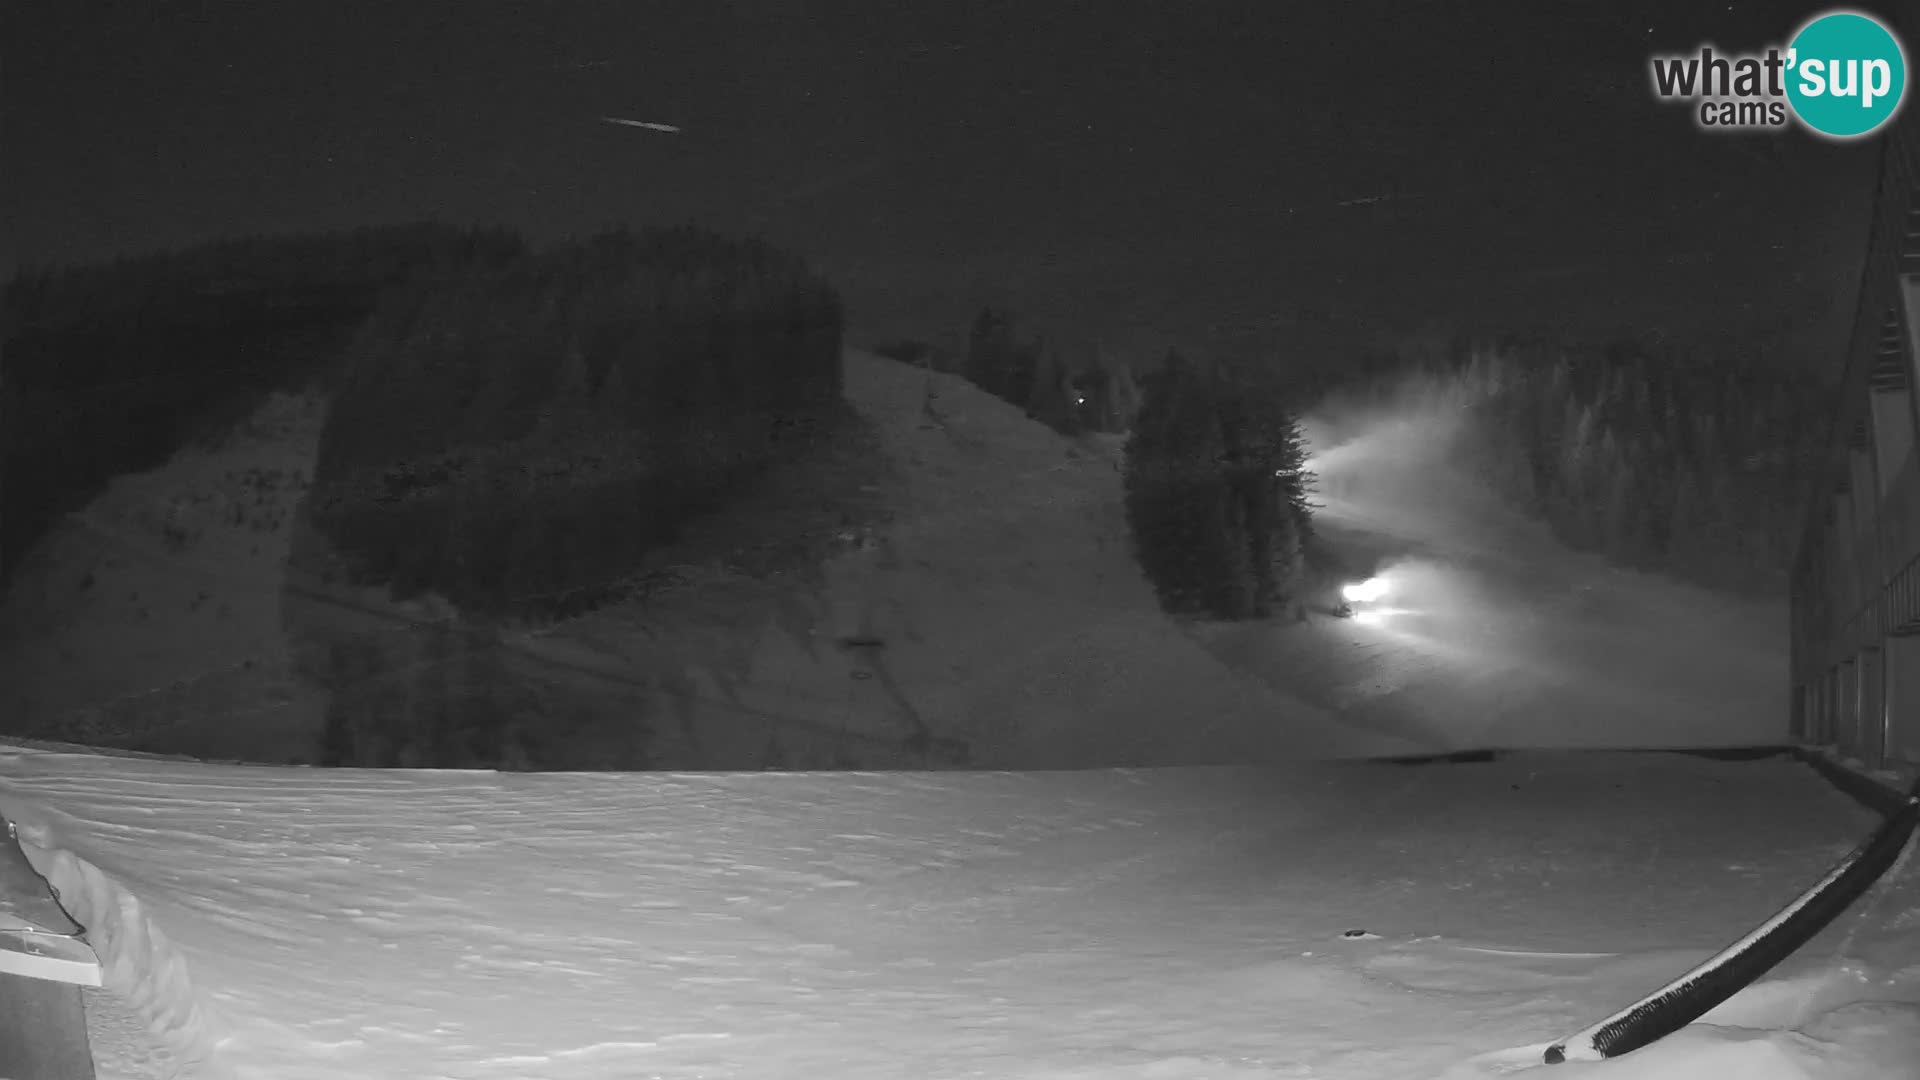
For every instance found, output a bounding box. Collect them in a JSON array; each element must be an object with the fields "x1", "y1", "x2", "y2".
[{"x1": 4, "y1": 0, "x2": 1889, "y2": 369}]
